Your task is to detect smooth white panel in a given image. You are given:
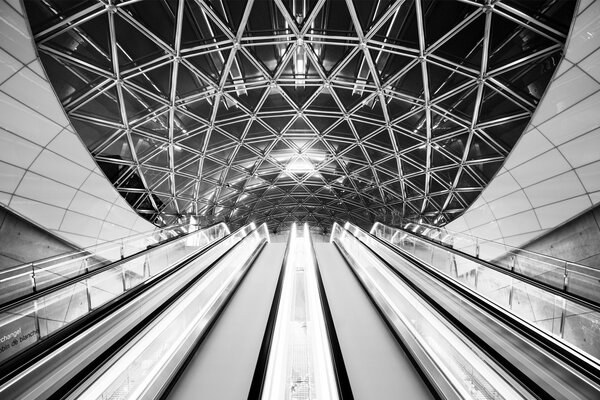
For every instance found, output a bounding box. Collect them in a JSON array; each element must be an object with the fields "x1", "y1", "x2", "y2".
[
  {"x1": 0, "y1": 47, "x2": 21, "y2": 84},
  {"x1": 0, "y1": 191, "x2": 10, "y2": 205},
  {"x1": 0, "y1": 160, "x2": 24, "y2": 193},
  {"x1": 47, "y1": 130, "x2": 98, "y2": 170},
  {"x1": 509, "y1": 149, "x2": 570, "y2": 188},
  {"x1": 9, "y1": 195, "x2": 66, "y2": 230},
  {"x1": 15, "y1": 171, "x2": 77, "y2": 208},
  {"x1": 4, "y1": 0, "x2": 22, "y2": 14},
  {"x1": 79, "y1": 172, "x2": 119, "y2": 203},
  {"x1": 530, "y1": 66, "x2": 598, "y2": 127},
  {"x1": 53, "y1": 231, "x2": 98, "y2": 249},
  {"x1": 69, "y1": 191, "x2": 113, "y2": 220},
  {"x1": 566, "y1": 0, "x2": 600, "y2": 63},
  {"x1": 552, "y1": 59, "x2": 573, "y2": 79},
  {"x1": 98, "y1": 222, "x2": 132, "y2": 242},
  {"x1": 0, "y1": 1, "x2": 36, "y2": 64},
  {"x1": 535, "y1": 195, "x2": 591, "y2": 230},
  {"x1": 0, "y1": 91, "x2": 62, "y2": 145},
  {"x1": 1, "y1": 66, "x2": 69, "y2": 127},
  {"x1": 589, "y1": 191, "x2": 600, "y2": 204},
  {"x1": 29, "y1": 150, "x2": 90, "y2": 188},
  {"x1": 104, "y1": 205, "x2": 139, "y2": 229},
  {"x1": 480, "y1": 172, "x2": 521, "y2": 202},
  {"x1": 579, "y1": 0, "x2": 594, "y2": 14},
  {"x1": 27, "y1": 60, "x2": 46, "y2": 78},
  {"x1": 537, "y1": 89, "x2": 600, "y2": 146},
  {"x1": 503, "y1": 231, "x2": 547, "y2": 248},
  {"x1": 580, "y1": 48, "x2": 600, "y2": 83},
  {"x1": 0, "y1": 128, "x2": 41, "y2": 168},
  {"x1": 488, "y1": 190, "x2": 531, "y2": 220},
  {"x1": 558, "y1": 127, "x2": 600, "y2": 168},
  {"x1": 502, "y1": 129, "x2": 554, "y2": 171},
  {"x1": 470, "y1": 222, "x2": 503, "y2": 241},
  {"x1": 497, "y1": 210, "x2": 541, "y2": 237},
  {"x1": 60, "y1": 211, "x2": 103, "y2": 237},
  {"x1": 524, "y1": 171, "x2": 586, "y2": 208},
  {"x1": 131, "y1": 216, "x2": 154, "y2": 232},
  {"x1": 463, "y1": 203, "x2": 495, "y2": 229},
  {"x1": 576, "y1": 160, "x2": 600, "y2": 193}
]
